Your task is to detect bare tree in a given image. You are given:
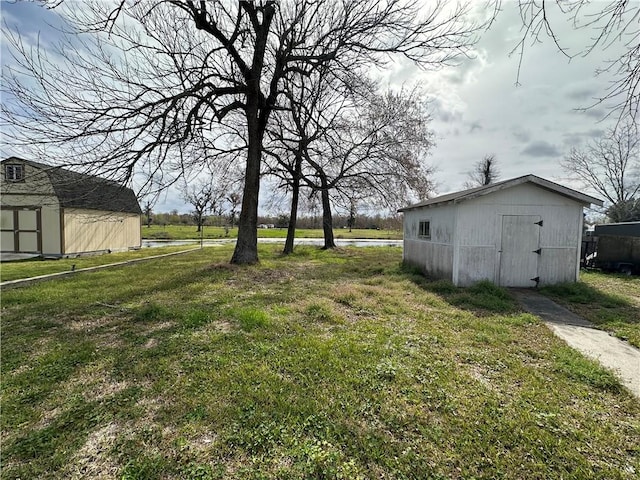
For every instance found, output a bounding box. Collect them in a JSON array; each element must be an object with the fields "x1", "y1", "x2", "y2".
[
  {"x1": 562, "y1": 121, "x2": 639, "y2": 221},
  {"x1": 605, "y1": 198, "x2": 640, "y2": 222},
  {"x1": 346, "y1": 195, "x2": 358, "y2": 233},
  {"x1": 266, "y1": 71, "x2": 434, "y2": 250},
  {"x1": 226, "y1": 190, "x2": 242, "y2": 229},
  {"x1": 181, "y1": 180, "x2": 216, "y2": 233},
  {"x1": 265, "y1": 67, "x2": 346, "y2": 252},
  {"x1": 504, "y1": 0, "x2": 639, "y2": 121},
  {"x1": 2, "y1": 0, "x2": 482, "y2": 264},
  {"x1": 300, "y1": 192, "x2": 322, "y2": 230},
  {"x1": 299, "y1": 84, "x2": 435, "y2": 249},
  {"x1": 142, "y1": 200, "x2": 153, "y2": 228},
  {"x1": 463, "y1": 154, "x2": 499, "y2": 188}
]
